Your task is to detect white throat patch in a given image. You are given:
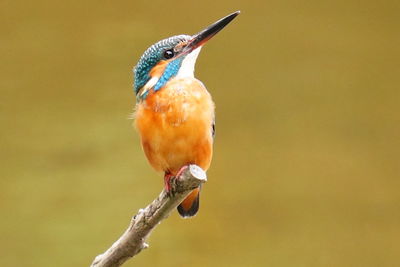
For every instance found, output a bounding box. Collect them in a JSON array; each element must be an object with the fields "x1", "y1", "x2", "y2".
[
  {"x1": 176, "y1": 47, "x2": 202, "y2": 78},
  {"x1": 138, "y1": 47, "x2": 202, "y2": 98}
]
